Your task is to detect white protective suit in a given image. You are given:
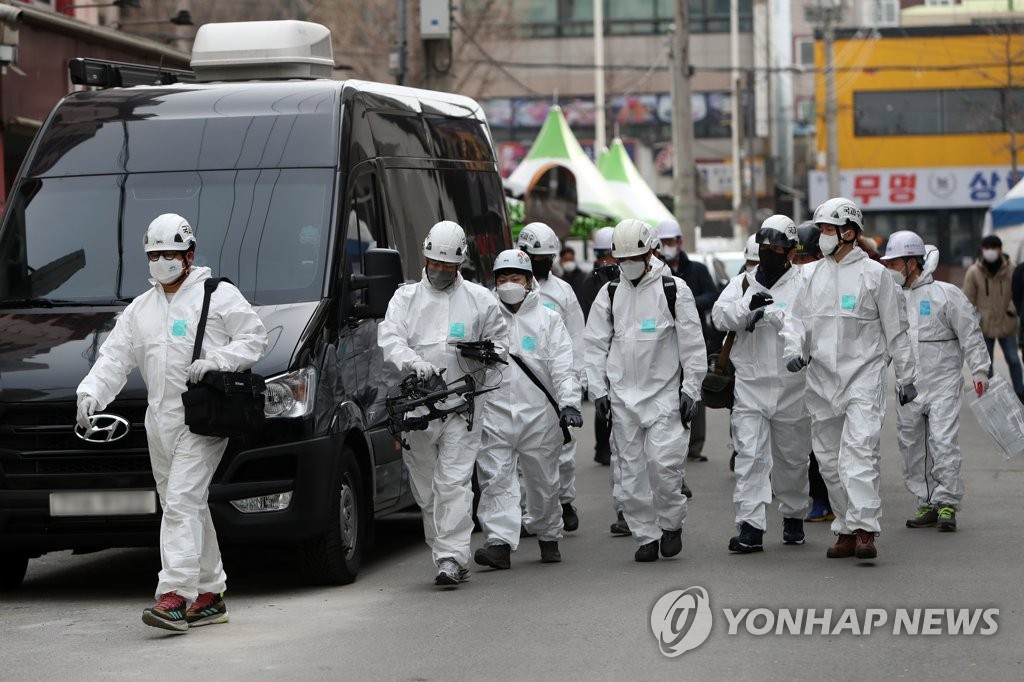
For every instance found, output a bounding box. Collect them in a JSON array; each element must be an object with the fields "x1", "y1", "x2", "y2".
[
  {"x1": 477, "y1": 291, "x2": 581, "y2": 547},
  {"x1": 77, "y1": 266, "x2": 268, "y2": 602},
  {"x1": 584, "y1": 259, "x2": 707, "y2": 545},
  {"x1": 896, "y1": 260, "x2": 989, "y2": 507},
  {"x1": 535, "y1": 275, "x2": 586, "y2": 504},
  {"x1": 377, "y1": 271, "x2": 508, "y2": 568},
  {"x1": 778, "y1": 247, "x2": 916, "y2": 534},
  {"x1": 712, "y1": 266, "x2": 810, "y2": 531}
]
